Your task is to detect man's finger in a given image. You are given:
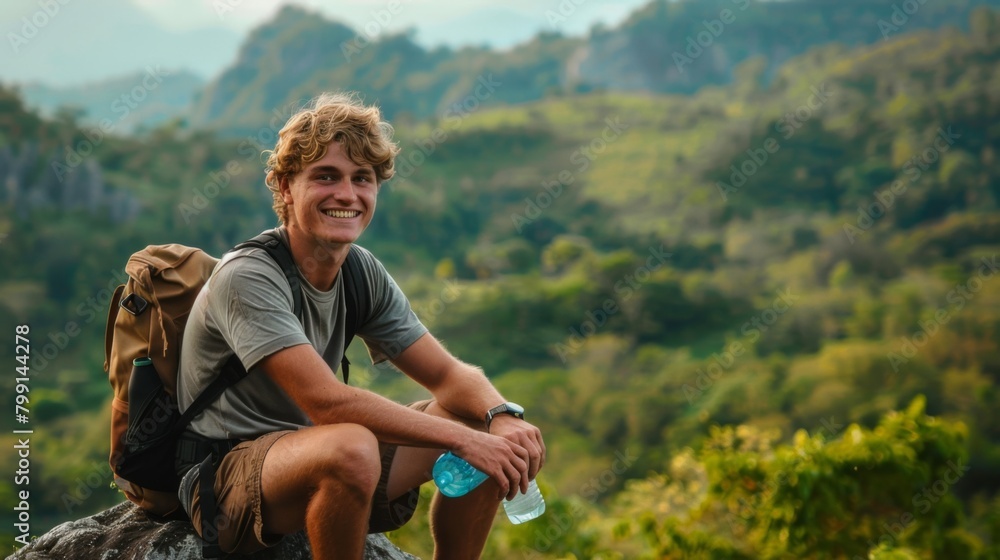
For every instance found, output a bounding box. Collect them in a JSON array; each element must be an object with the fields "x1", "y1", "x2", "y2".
[
  {"x1": 535, "y1": 430, "x2": 547, "y2": 471},
  {"x1": 513, "y1": 444, "x2": 531, "y2": 492},
  {"x1": 502, "y1": 462, "x2": 522, "y2": 501}
]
